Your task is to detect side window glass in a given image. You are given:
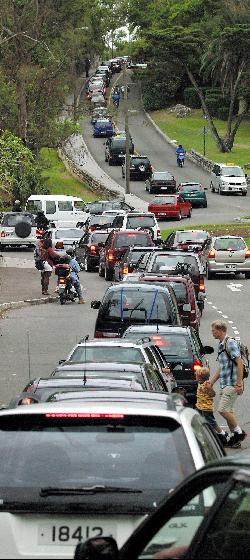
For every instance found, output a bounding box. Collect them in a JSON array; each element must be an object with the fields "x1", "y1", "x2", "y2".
[
  {"x1": 144, "y1": 348, "x2": 157, "y2": 366},
  {"x1": 58, "y1": 201, "x2": 73, "y2": 212},
  {"x1": 191, "y1": 416, "x2": 220, "y2": 462},
  {"x1": 147, "y1": 365, "x2": 166, "y2": 391},
  {"x1": 150, "y1": 346, "x2": 165, "y2": 368},
  {"x1": 140, "y1": 484, "x2": 221, "y2": 559},
  {"x1": 46, "y1": 201, "x2": 56, "y2": 215}
]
